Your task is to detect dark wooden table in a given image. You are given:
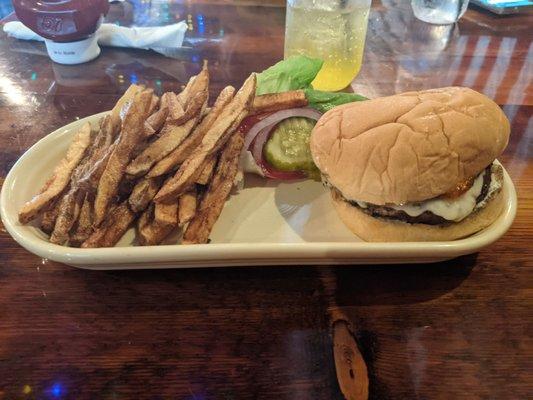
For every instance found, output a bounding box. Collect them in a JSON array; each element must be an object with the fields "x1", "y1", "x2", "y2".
[{"x1": 0, "y1": 1, "x2": 531, "y2": 399}]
